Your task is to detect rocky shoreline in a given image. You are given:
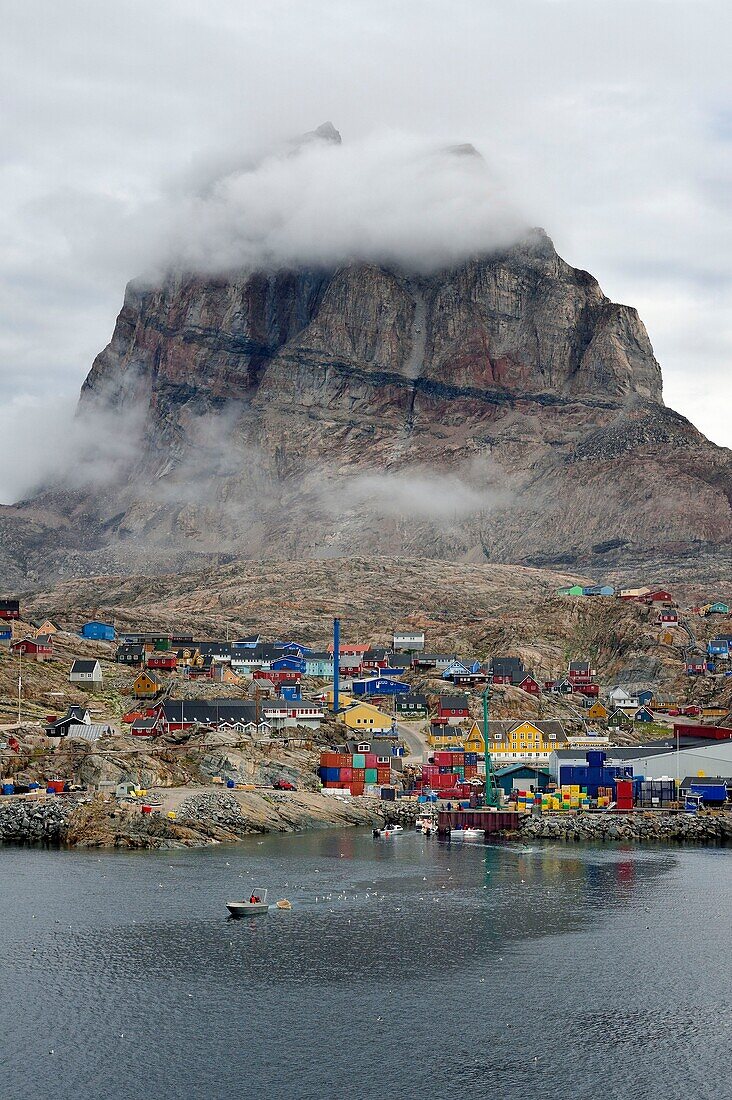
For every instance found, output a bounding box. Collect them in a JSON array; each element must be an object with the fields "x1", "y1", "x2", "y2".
[
  {"x1": 0, "y1": 790, "x2": 396, "y2": 850},
  {"x1": 517, "y1": 810, "x2": 732, "y2": 844},
  {"x1": 2, "y1": 795, "x2": 731, "y2": 849}
]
